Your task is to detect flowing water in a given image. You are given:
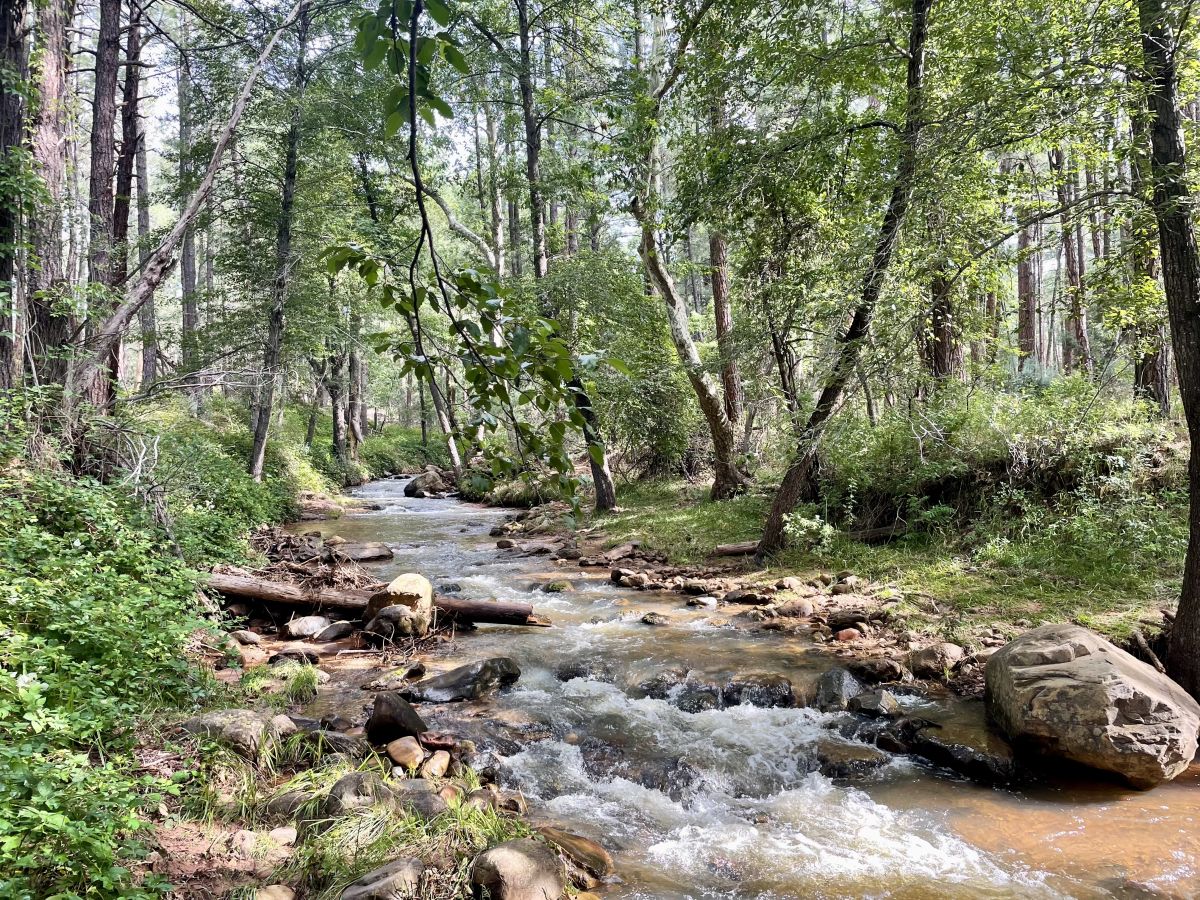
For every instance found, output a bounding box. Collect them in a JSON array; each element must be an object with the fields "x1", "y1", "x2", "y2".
[{"x1": 298, "y1": 477, "x2": 1200, "y2": 900}]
